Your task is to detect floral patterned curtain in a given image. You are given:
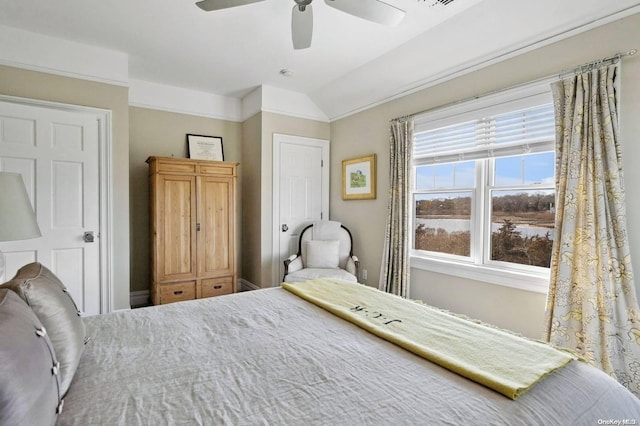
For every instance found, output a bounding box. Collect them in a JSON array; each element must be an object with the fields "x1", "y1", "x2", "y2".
[
  {"x1": 544, "y1": 63, "x2": 640, "y2": 396},
  {"x1": 379, "y1": 118, "x2": 413, "y2": 297}
]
